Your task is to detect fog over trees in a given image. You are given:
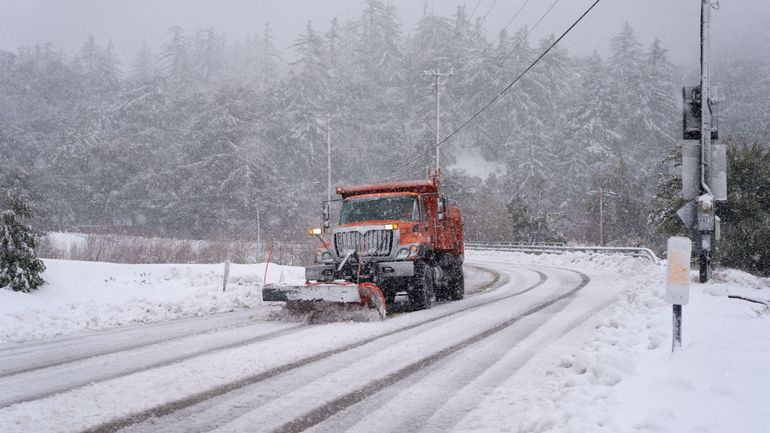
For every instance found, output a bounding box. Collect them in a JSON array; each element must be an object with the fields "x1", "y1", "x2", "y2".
[{"x1": 1, "y1": 0, "x2": 768, "y2": 247}]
